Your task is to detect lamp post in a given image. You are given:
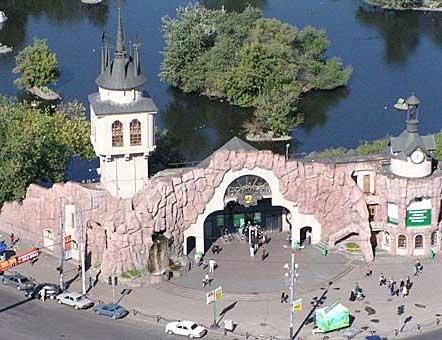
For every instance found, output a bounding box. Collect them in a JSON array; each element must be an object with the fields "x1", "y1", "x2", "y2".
[
  {"x1": 284, "y1": 244, "x2": 299, "y2": 339},
  {"x1": 58, "y1": 197, "x2": 65, "y2": 291}
]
